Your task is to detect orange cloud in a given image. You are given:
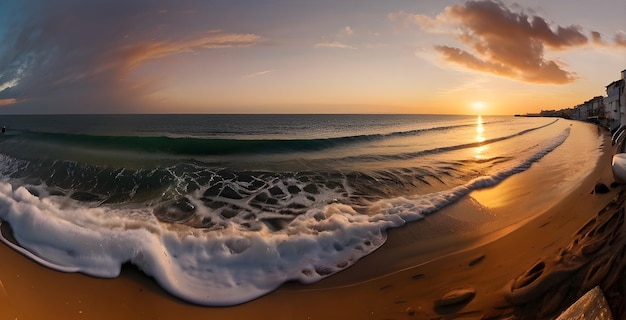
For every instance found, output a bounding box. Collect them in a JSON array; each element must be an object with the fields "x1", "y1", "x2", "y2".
[
  {"x1": 36, "y1": 30, "x2": 263, "y2": 110},
  {"x1": 314, "y1": 41, "x2": 356, "y2": 49},
  {"x1": 396, "y1": 0, "x2": 591, "y2": 84},
  {"x1": 433, "y1": 45, "x2": 514, "y2": 77},
  {"x1": 0, "y1": 99, "x2": 18, "y2": 106},
  {"x1": 118, "y1": 31, "x2": 262, "y2": 72}
]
